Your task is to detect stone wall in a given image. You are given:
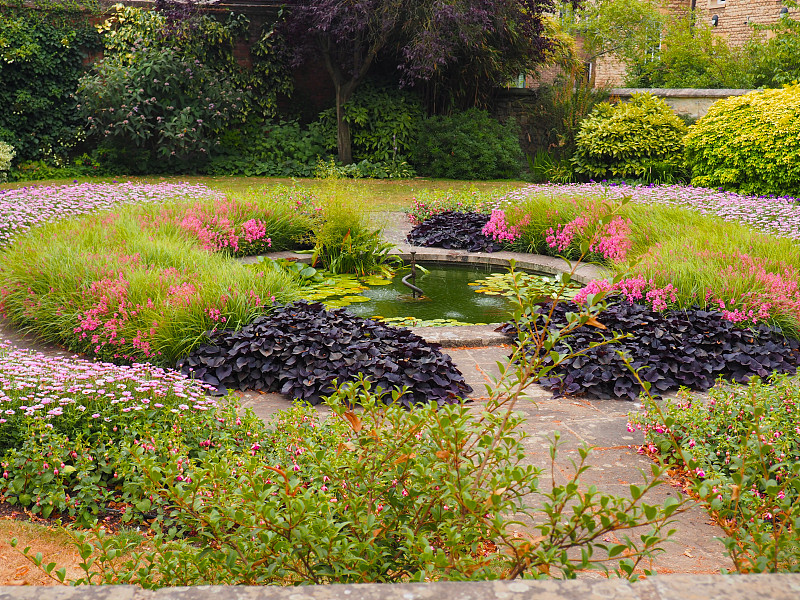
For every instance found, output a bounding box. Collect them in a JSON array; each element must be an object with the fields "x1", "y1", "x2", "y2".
[
  {"x1": 609, "y1": 87, "x2": 752, "y2": 120},
  {"x1": 694, "y1": 0, "x2": 799, "y2": 46}
]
